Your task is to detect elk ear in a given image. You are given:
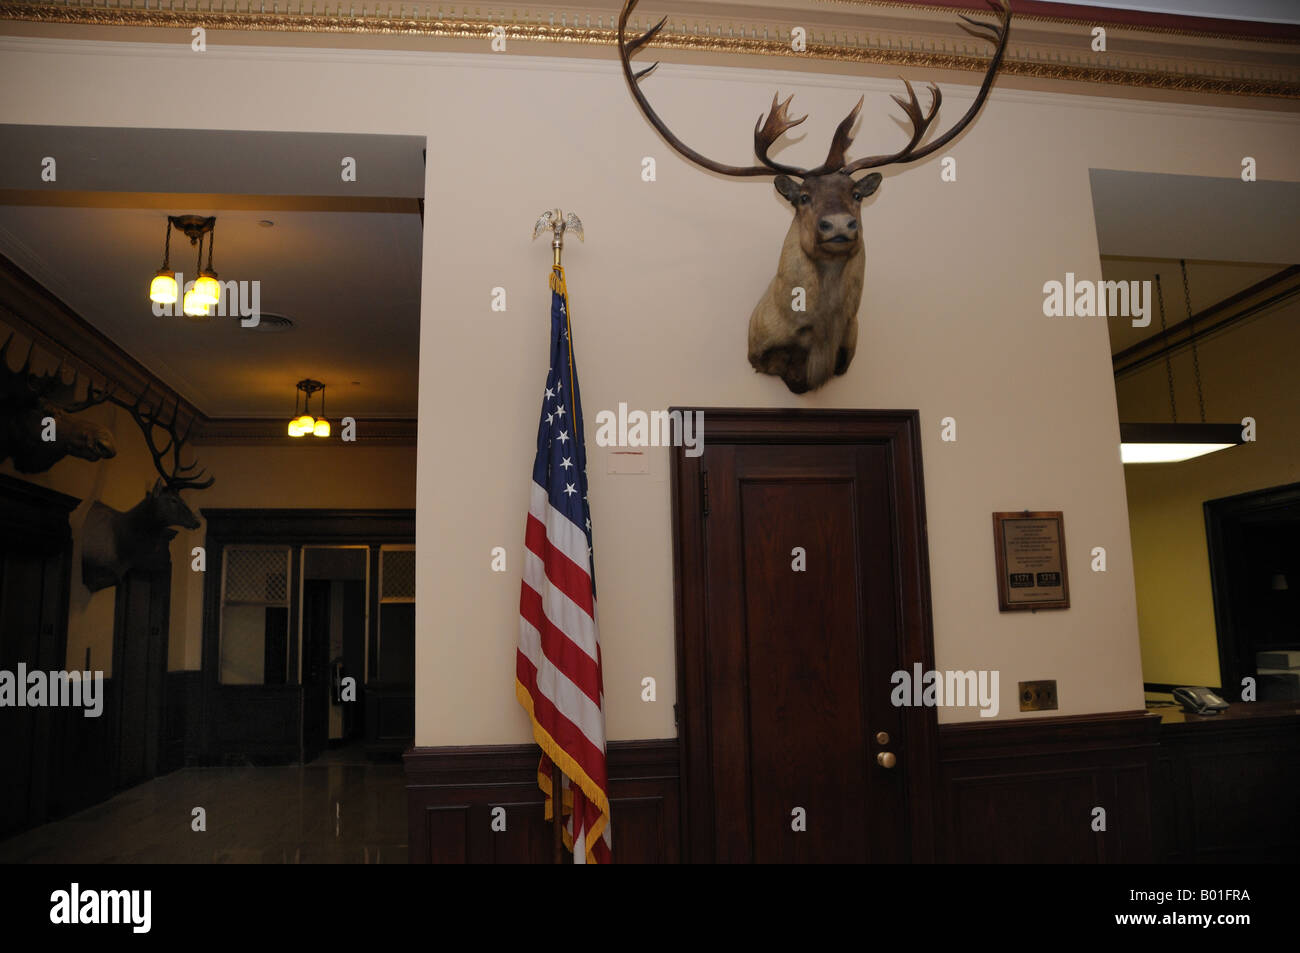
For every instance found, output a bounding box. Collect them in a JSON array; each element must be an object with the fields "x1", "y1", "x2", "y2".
[
  {"x1": 774, "y1": 175, "x2": 803, "y2": 205},
  {"x1": 150, "y1": 476, "x2": 167, "y2": 496},
  {"x1": 851, "y1": 172, "x2": 882, "y2": 201}
]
